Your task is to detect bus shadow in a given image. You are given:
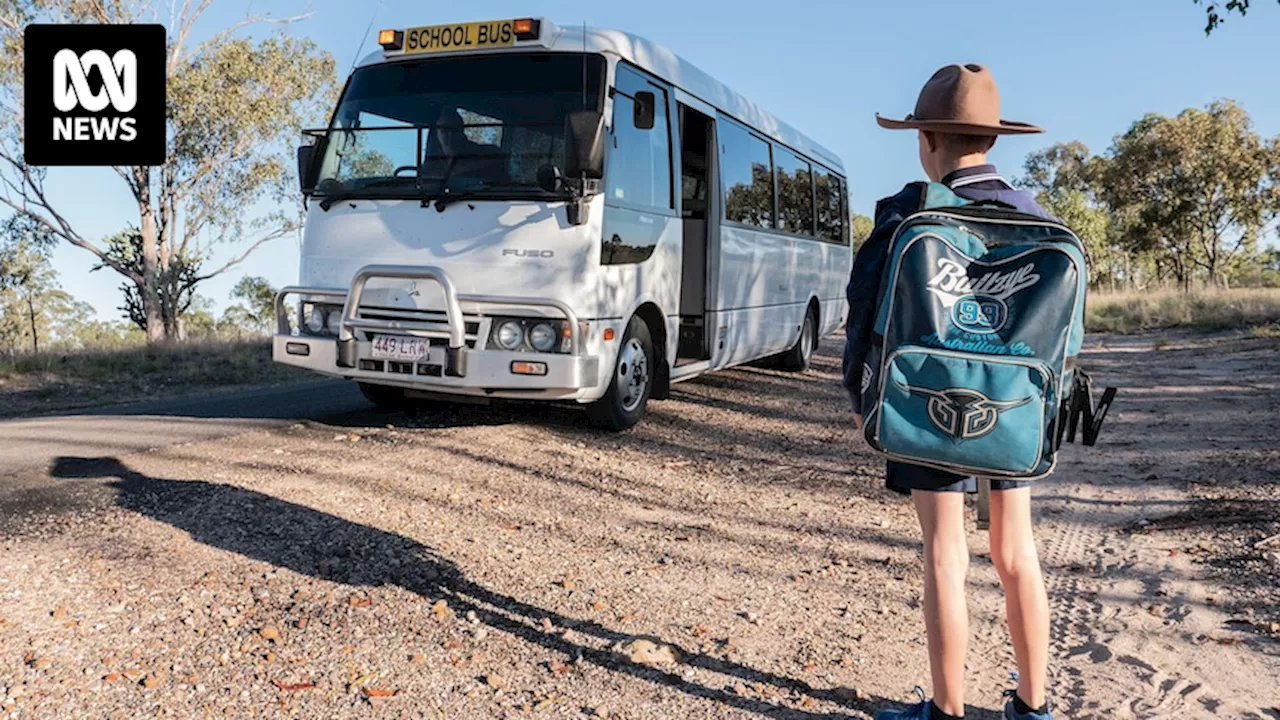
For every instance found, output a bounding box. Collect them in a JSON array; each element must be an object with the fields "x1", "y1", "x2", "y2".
[{"x1": 49, "y1": 455, "x2": 920, "y2": 719}]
